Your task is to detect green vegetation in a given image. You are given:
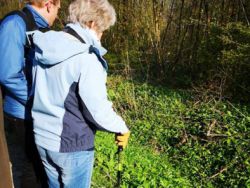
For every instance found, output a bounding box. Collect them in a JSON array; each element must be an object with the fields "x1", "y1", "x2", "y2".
[
  {"x1": 103, "y1": 0, "x2": 250, "y2": 103},
  {"x1": 93, "y1": 133, "x2": 191, "y2": 188},
  {"x1": 92, "y1": 76, "x2": 250, "y2": 187}
]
